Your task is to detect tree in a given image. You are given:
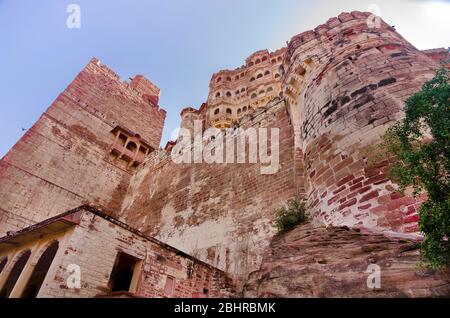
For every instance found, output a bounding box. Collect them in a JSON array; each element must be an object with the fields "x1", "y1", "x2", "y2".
[{"x1": 382, "y1": 68, "x2": 450, "y2": 268}]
